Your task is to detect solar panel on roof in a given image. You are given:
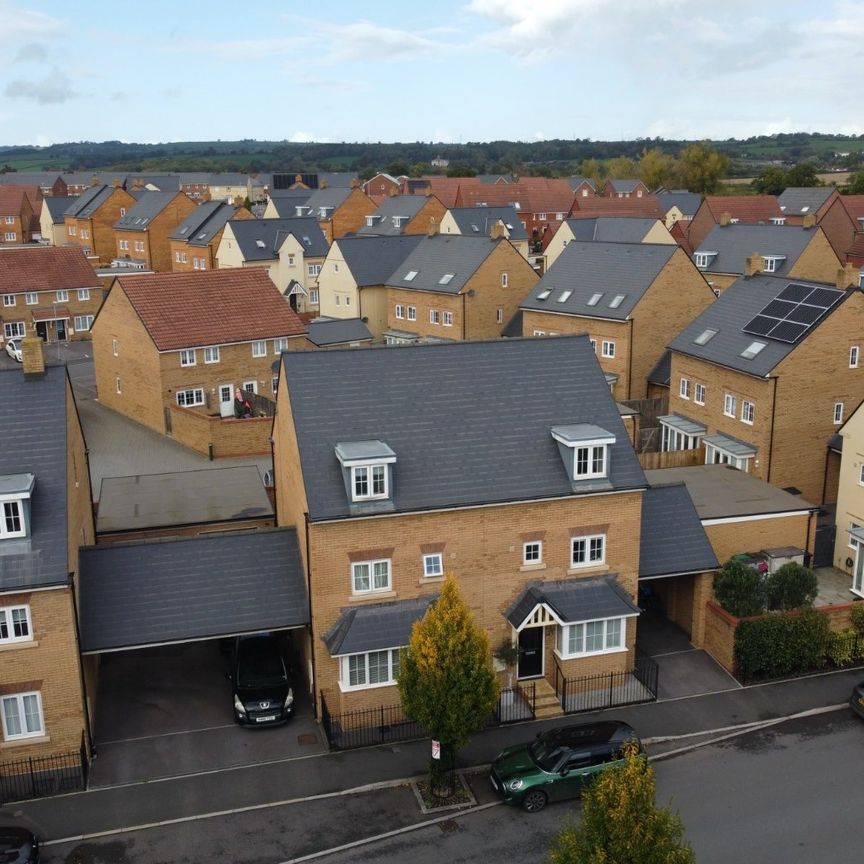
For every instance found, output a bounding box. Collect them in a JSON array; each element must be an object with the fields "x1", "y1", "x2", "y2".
[
  {"x1": 786, "y1": 304, "x2": 822, "y2": 324},
  {"x1": 776, "y1": 283, "x2": 811, "y2": 302},
  {"x1": 769, "y1": 321, "x2": 809, "y2": 343},
  {"x1": 807, "y1": 287, "x2": 842, "y2": 308},
  {"x1": 742, "y1": 315, "x2": 776, "y2": 336},
  {"x1": 743, "y1": 283, "x2": 844, "y2": 344},
  {"x1": 761, "y1": 299, "x2": 797, "y2": 318}
]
